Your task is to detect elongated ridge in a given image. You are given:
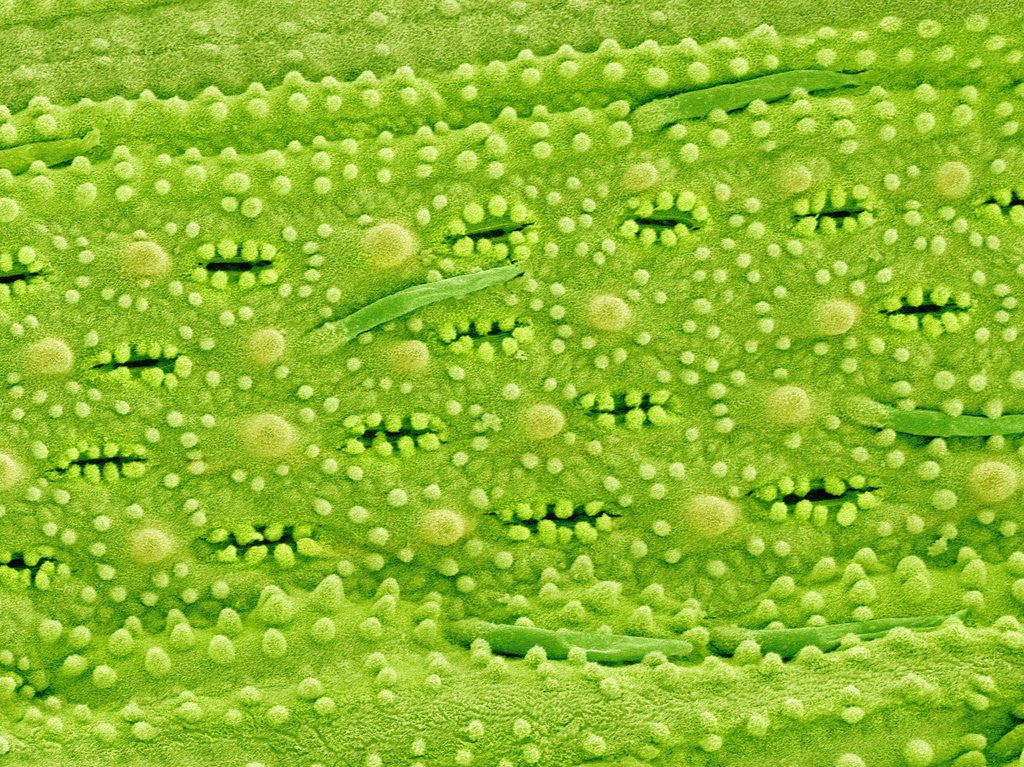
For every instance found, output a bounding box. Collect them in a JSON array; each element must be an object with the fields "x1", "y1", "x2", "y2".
[
  {"x1": 313, "y1": 264, "x2": 522, "y2": 354},
  {"x1": 631, "y1": 69, "x2": 863, "y2": 132},
  {"x1": 710, "y1": 612, "x2": 960, "y2": 658},
  {"x1": 0, "y1": 128, "x2": 101, "y2": 174},
  {"x1": 451, "y1": 619, "x2": 694, "y2": 663},
  {"x1": 884, "y1": 408, "x2": 1024, "y2": 437}
]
